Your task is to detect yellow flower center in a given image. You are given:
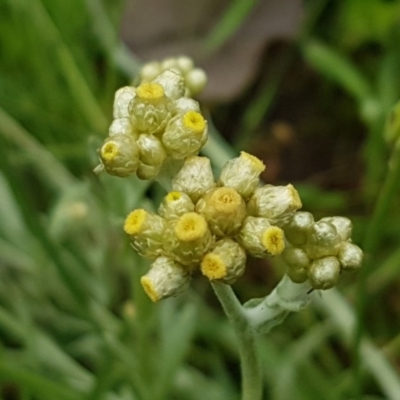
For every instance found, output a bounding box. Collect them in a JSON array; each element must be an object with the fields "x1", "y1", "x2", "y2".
[
  {"x1": 166, "y1": 191, "x2": 182, "y2": 202},
  {"x1": 211, "y1": 187, "x2": 243, "y2": 214},
  {"x1": 262, "y1": 226, "x2": 285, "y2": 256},
  {"x1": 124, "y1": 209, "x2": 147, "y2": 235},
  {"x1": 240, "y1": 151, "x2": 265, "y2": 173},
  {"x1": 175, "y1": 212, "x2": 207, "y2": 242},
  {"x1": 140, "y1": 276, "x2": 160, "y2": 302},
  {"x1": 101, "y1": 142, "x2": 119, "y2": 161},
  {"x1": 183, "y1": 111, "x2": 206, "y2": 134},
  {"x1": 136, "y1": 82, "x2": 164, "y2": 101},
  {"x1": 201, "y1": 253, "x2": 227, "y2": 280}
]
